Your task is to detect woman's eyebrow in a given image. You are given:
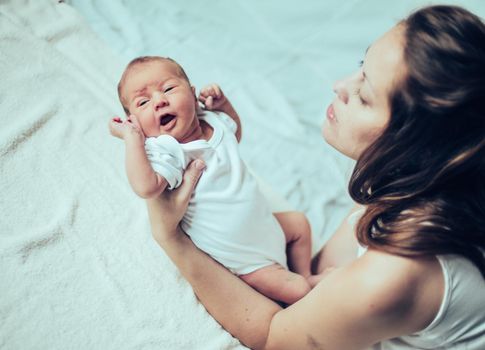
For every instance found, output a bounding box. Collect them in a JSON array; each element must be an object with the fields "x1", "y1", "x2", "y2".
[{"x1": 363, "y1": 45, "x2": 375, "y2": 96}]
